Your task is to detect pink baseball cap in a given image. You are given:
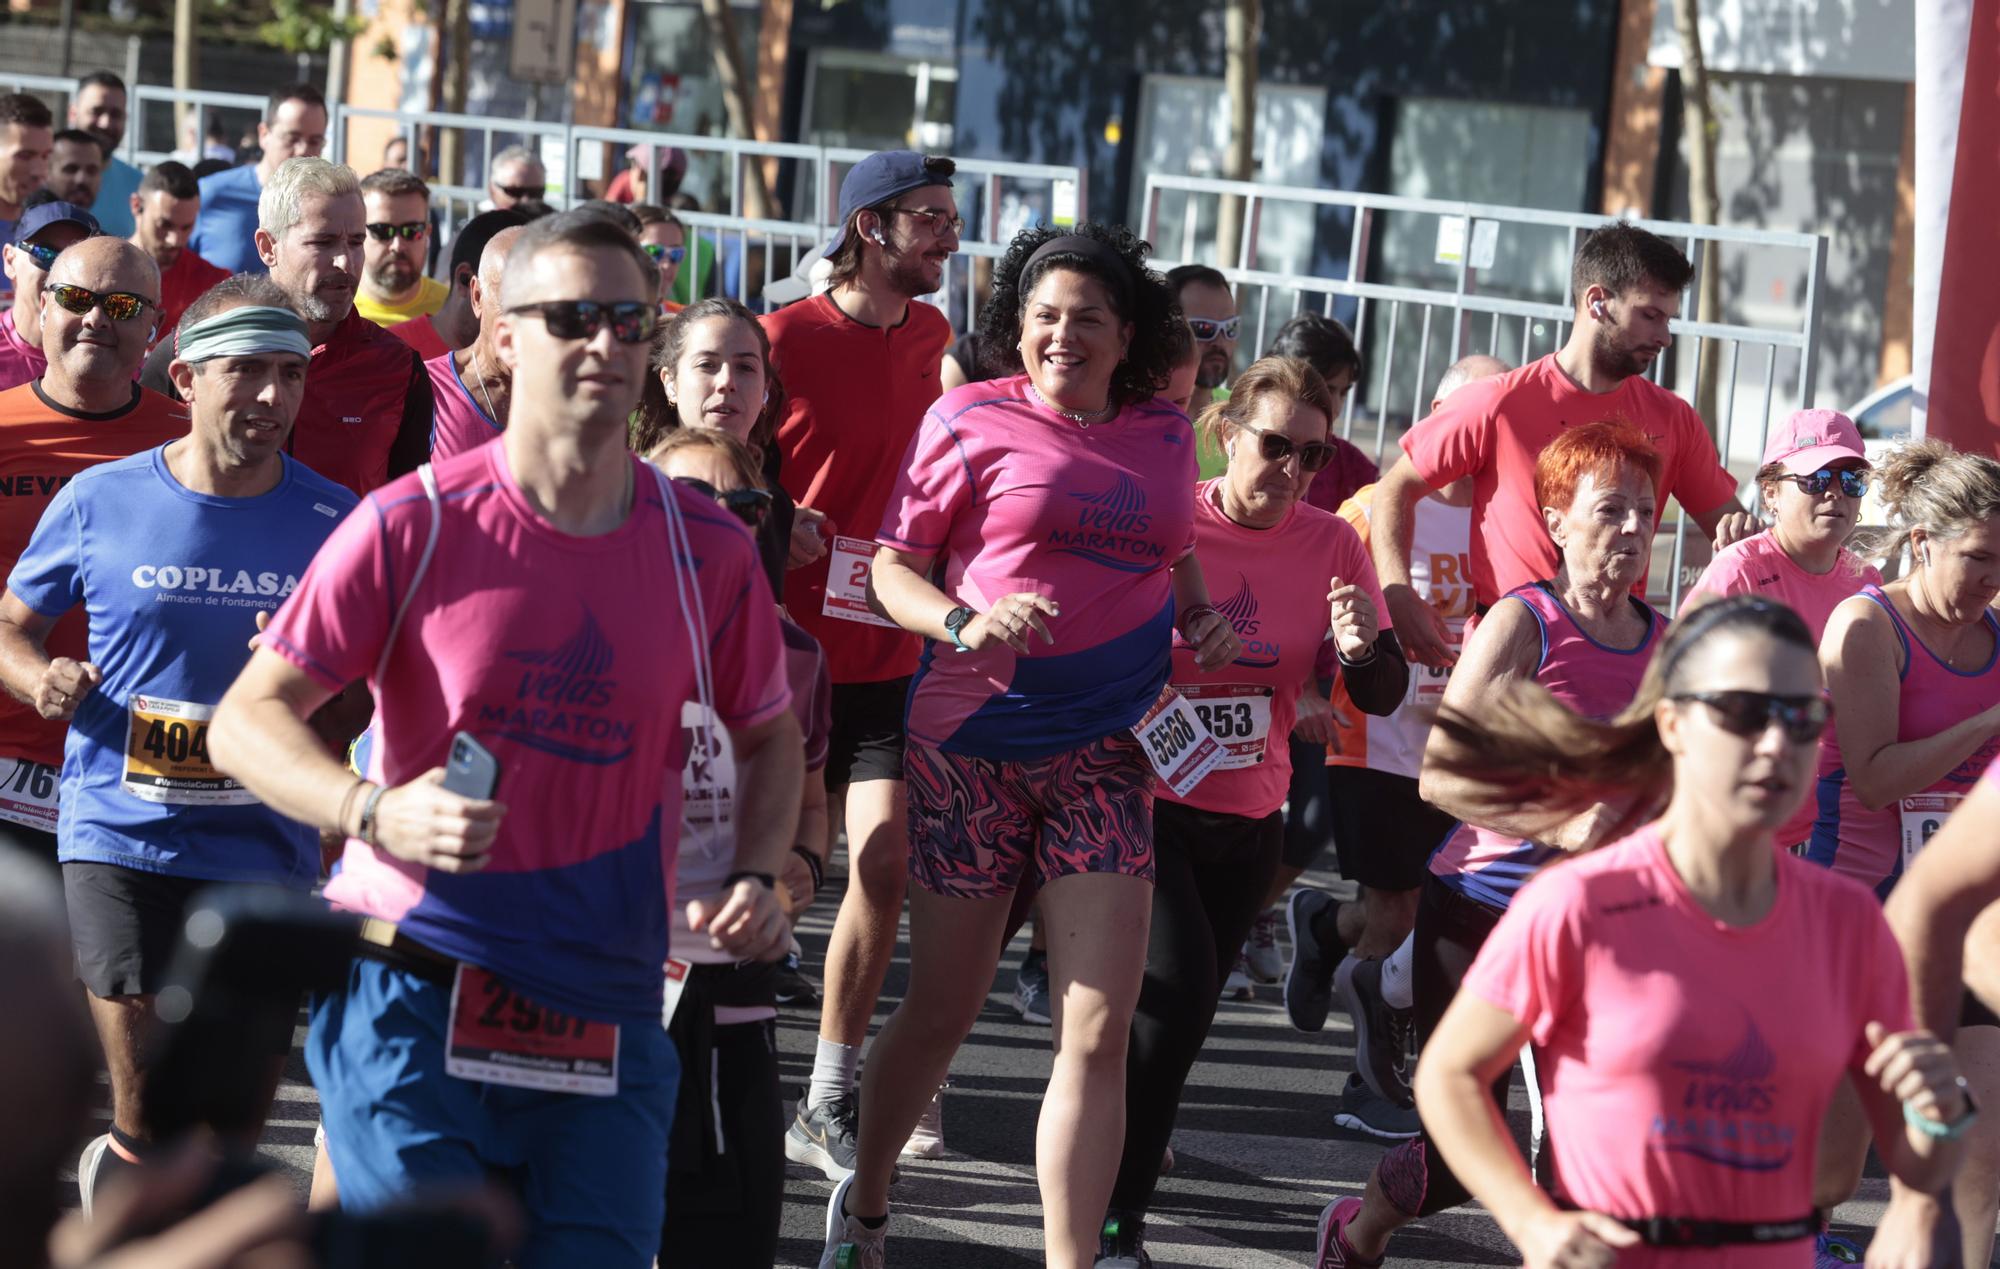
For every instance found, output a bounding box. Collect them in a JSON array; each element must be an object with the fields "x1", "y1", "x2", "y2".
[{"x1": 1762, "y1": 408, "x2": 1867, "y2": 474}]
